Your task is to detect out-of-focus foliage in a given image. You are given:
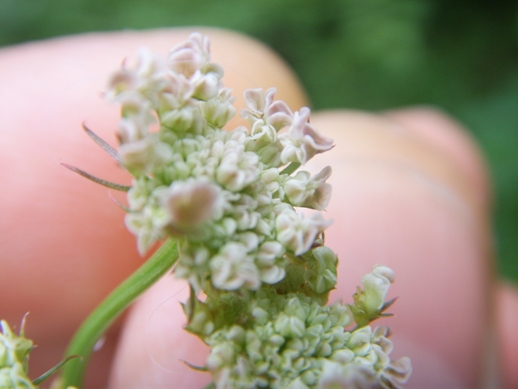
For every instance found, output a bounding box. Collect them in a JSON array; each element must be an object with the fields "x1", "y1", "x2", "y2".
[{"x1": 1, "y1": 0, "x2": 517, "y2": 282}]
